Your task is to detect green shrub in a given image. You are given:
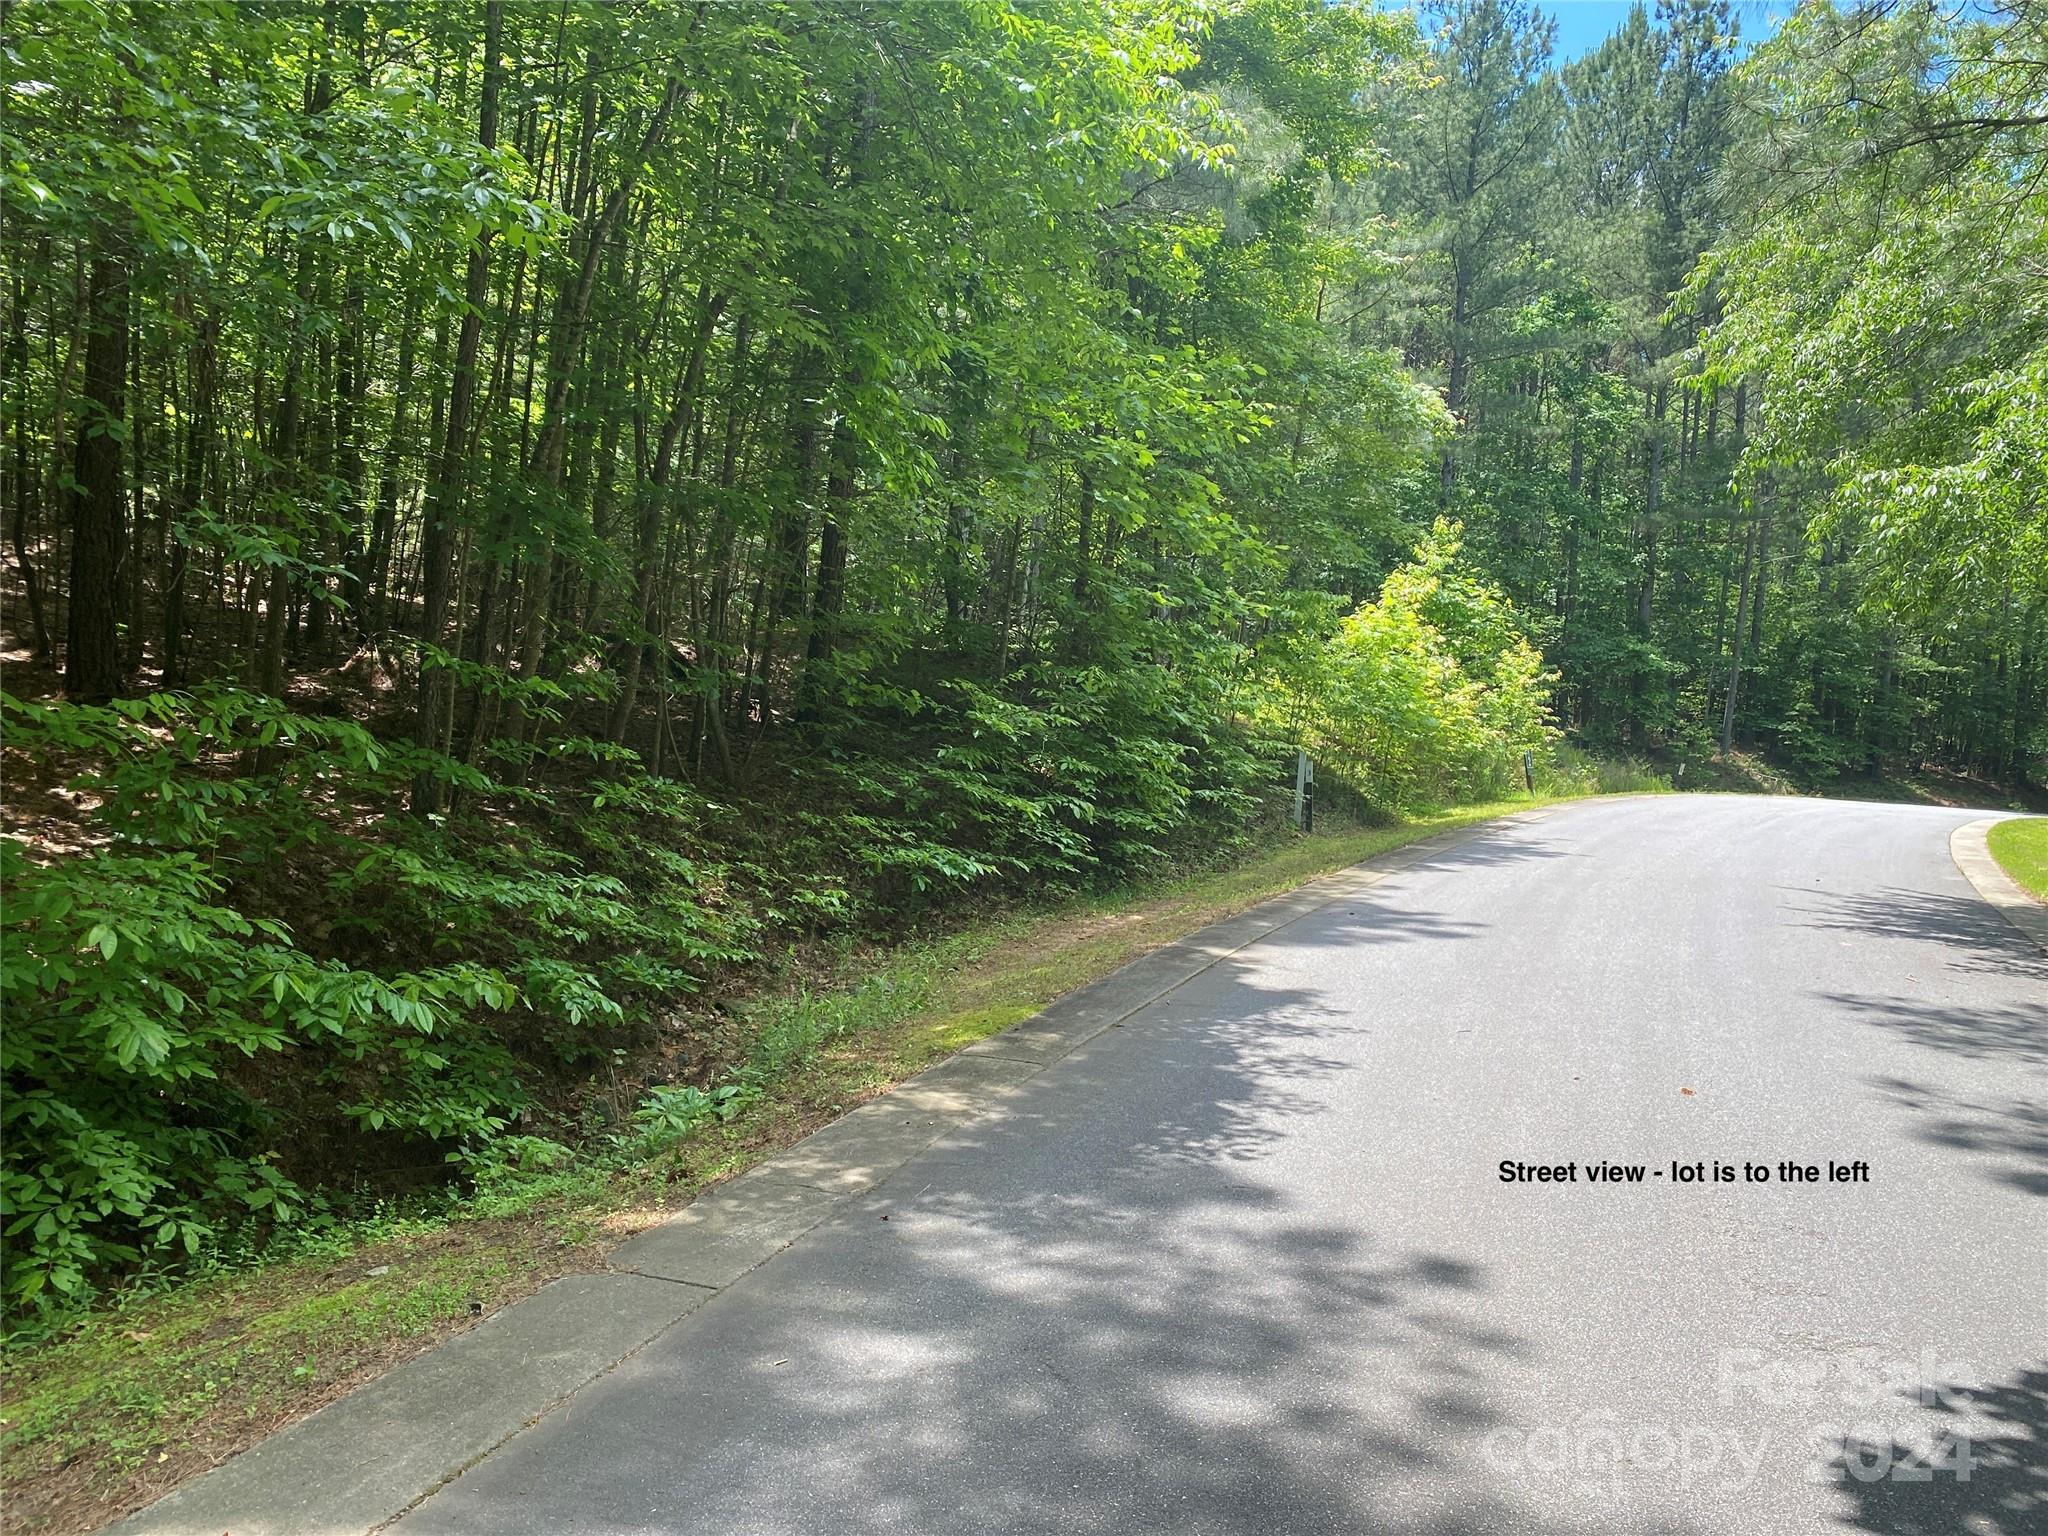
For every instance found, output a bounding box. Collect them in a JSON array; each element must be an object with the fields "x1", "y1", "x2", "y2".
[
  {"x1": 798, "y1": 638, "x2": 1278, "y2": 907},
  {"x1": 1271, "y1": 520, "x2": 1557, "y2": 809},
  {"x1": 1540, "y1": 744, "x2": 1672, "y2": 796},
  {"x1": 1594, "y1": 757, "x2": 1673, "y2": 795},
  {"x1": 631, "y1": 1084, "x2": 750, "y2": 1145},
  {"x1": 0, "y1": 688, "x2": 752, "y2": 1323}
]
